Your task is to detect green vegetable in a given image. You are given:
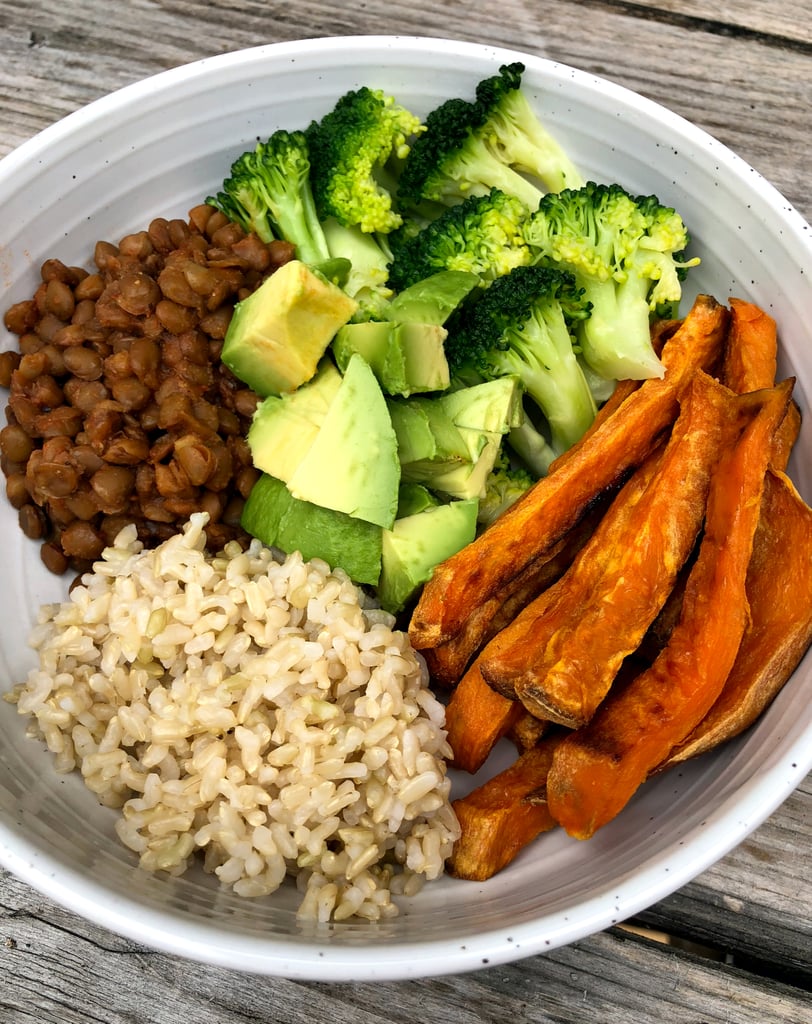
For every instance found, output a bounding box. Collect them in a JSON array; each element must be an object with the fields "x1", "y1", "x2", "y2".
[
  {"x1": 397, "y1": 63, "x2": 582, "y2": 210},
  {"x1": 445, "y1": 264, "x2": 597, "y2": 457},
  {"x1": 378, "y1": 499, "x2": 479, "y2": 613},
  {"x1": 305, "y1": 86, "x2": 423, "y2": 234},
  {"x1": 206, "y1": 129, "x2": 330, "y2": 265},
  {"x1": 477, "y1": 450, "x2": 534, "y2": 527},
  {"x1": 388, "y1": 188, "x2": 533, "y2": 291},
  {"x1": 241, "y1": 473, "x2": 382, "y2": 586},
  {"x1": 523, "y1": 180, "x2": 700, "y2": 380},
  {"x1": 285, "y1": 353, "x2": 400, "y2": 529},
  {"x1": 221, "y1": 260, "x2": 357, "y2": 396}
]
